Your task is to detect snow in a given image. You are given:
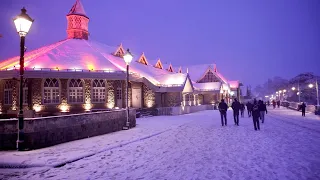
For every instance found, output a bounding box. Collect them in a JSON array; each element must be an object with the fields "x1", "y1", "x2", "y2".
[
  {"x1": 1, "y1": 108, "x2": 320, "y2": 180},
  {"x1": 194, "y1": 82, "x2": 221, "y2": 91}
]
